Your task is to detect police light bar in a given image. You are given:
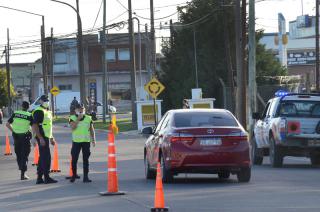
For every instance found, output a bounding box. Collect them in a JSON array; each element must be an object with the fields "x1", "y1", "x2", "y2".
[{"x1": 275, "y1": 90, "x2": 289, "y2": 97}]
